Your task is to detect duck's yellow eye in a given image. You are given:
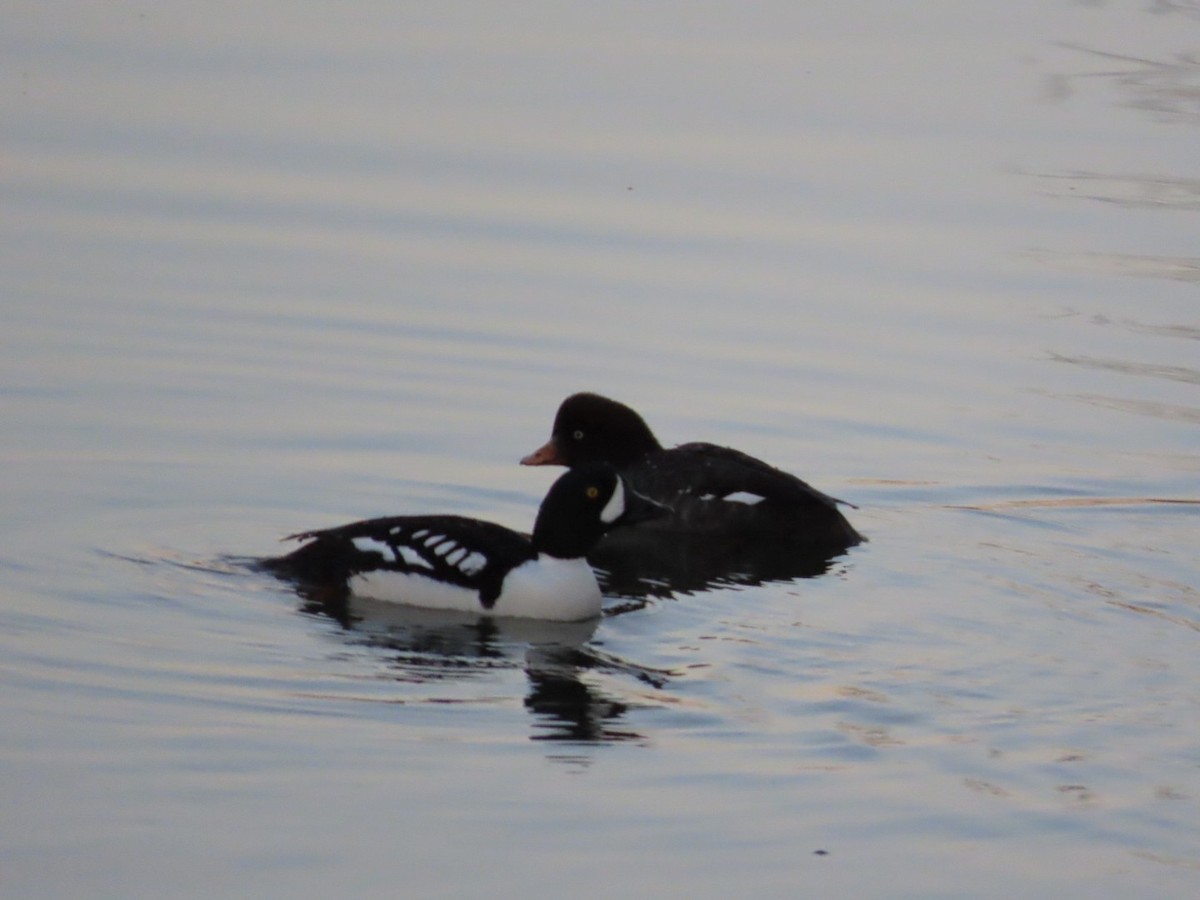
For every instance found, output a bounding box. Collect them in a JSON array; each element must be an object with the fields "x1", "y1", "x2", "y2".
[{"x1": 586, "y1": 486, "x2": 599, "y2": 499}]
